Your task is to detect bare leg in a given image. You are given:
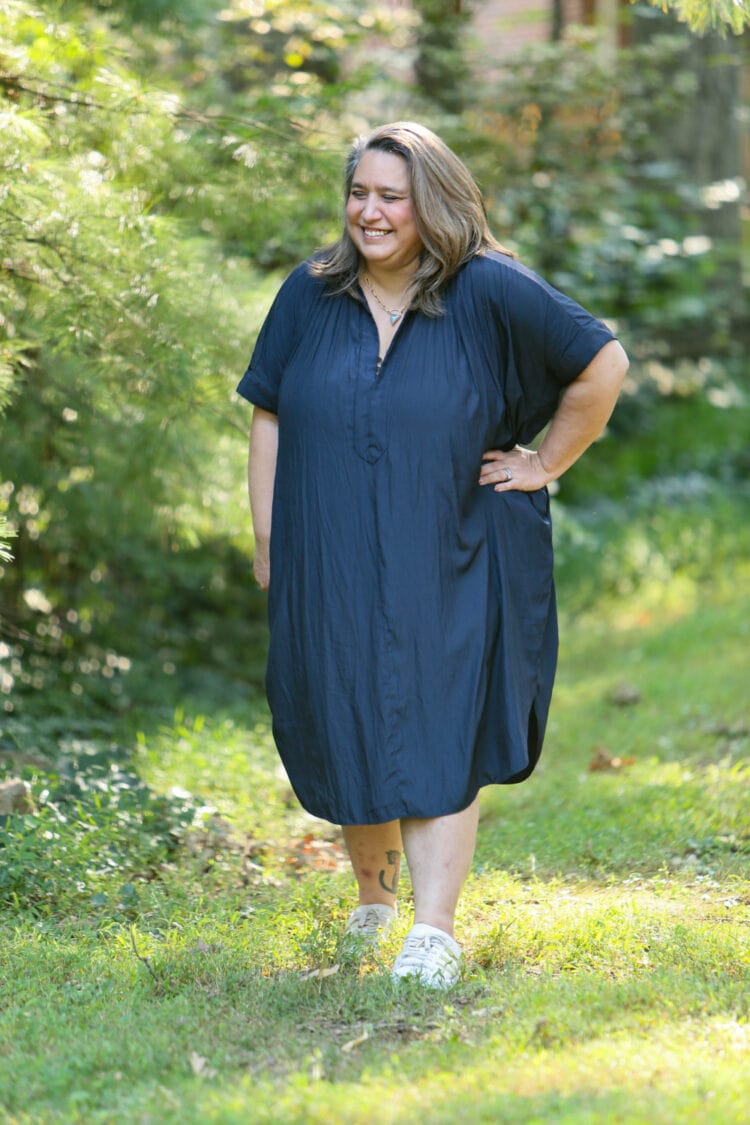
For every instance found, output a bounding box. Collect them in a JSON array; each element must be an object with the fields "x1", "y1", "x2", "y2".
[
  {"x1": 342, "y1": 821, "x2": 403, "y2": 910},
  {"x1": 400, "y1": 797, "x2": 479, "y2": 937}
]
